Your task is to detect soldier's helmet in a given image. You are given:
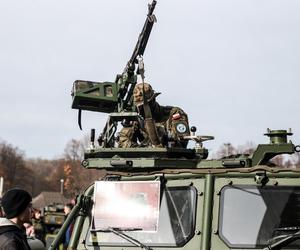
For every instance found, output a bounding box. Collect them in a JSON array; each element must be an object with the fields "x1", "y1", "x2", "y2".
[{"x1": 133, "y1": 83, "x2": 160, "y2": 106}]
